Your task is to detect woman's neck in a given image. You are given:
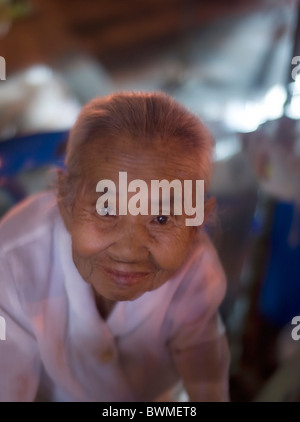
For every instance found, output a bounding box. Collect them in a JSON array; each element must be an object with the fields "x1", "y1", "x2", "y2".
[{"x1": 93, "y1": 290, "x2": 116, "y2": 320}]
